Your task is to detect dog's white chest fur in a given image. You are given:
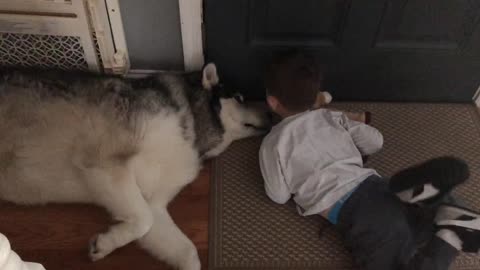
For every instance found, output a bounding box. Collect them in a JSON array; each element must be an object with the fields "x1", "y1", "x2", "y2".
[{"x1": 132, "y1": 114, "x2": 201, "y2": 204}]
